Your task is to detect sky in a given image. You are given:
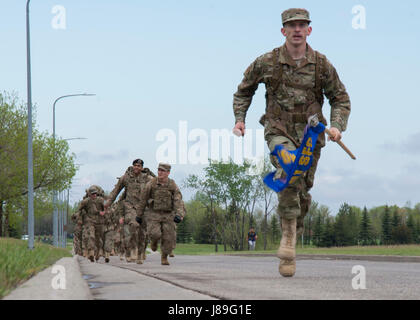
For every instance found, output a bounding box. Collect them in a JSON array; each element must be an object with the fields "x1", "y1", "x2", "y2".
[{"x1": 1, "y1": 0, "x2": 420, "y2": 214}]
